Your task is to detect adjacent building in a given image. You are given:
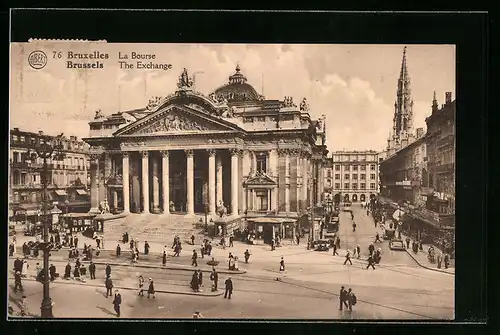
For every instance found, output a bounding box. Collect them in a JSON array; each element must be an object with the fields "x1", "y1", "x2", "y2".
[
  {"x1": 9, "y1": 128, "x2": 91, "y2": 223},
  {"x1": 83, "y1": 66, "x2": 328, "y2": 225},
  {"x1": 325, "y1": 150, "x2": 380, "y2": 204}
]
